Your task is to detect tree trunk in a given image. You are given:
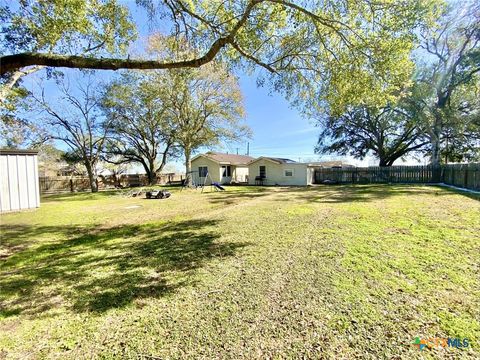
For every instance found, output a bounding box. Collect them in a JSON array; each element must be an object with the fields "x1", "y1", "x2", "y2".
[
  {"x1": 430, "y1": 94, "x2": 447, "y2": 167},
  {"x1": 184, "y1": 148, "x2": 192, "y2": 186},
  {"x1": 85, "y1": 162, "x2": 98, "y2": 193},
  {"x1": 147, "y1": 170, "x2": 157, "y2": 185},
  {"x1": 148, "y1": 159, "x2": 157, "y2": 185},
  {"x1": 430, "y1": 114, "x2": 442, "y2": 167},
  {"x1": 431, "y1": 136, "x2": 441, "y2": 166},
  {"x1": 112, "y1": 172, "x2": 121, "y2": 187},
  {"x1": 138, "y1": 159, "x2": 155, "y2": 186}
]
